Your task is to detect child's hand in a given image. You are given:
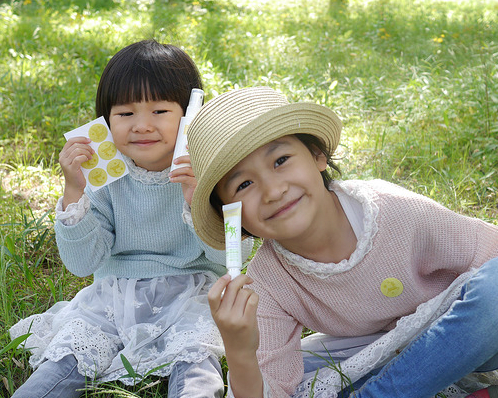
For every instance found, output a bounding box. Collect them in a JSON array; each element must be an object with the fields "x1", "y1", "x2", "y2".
[
  {"x1": 59, "y1": 137, "x2": 93, "y2": 209},
  {"x1": 208, "y1": 274, "x2": 260, "y2": 356},
  {"x1": 169, "y1": 154, "x2": 197, "y2": 206},
  {"x1": 209, "y1": 274, "x2": 264, "y2": 398}
]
